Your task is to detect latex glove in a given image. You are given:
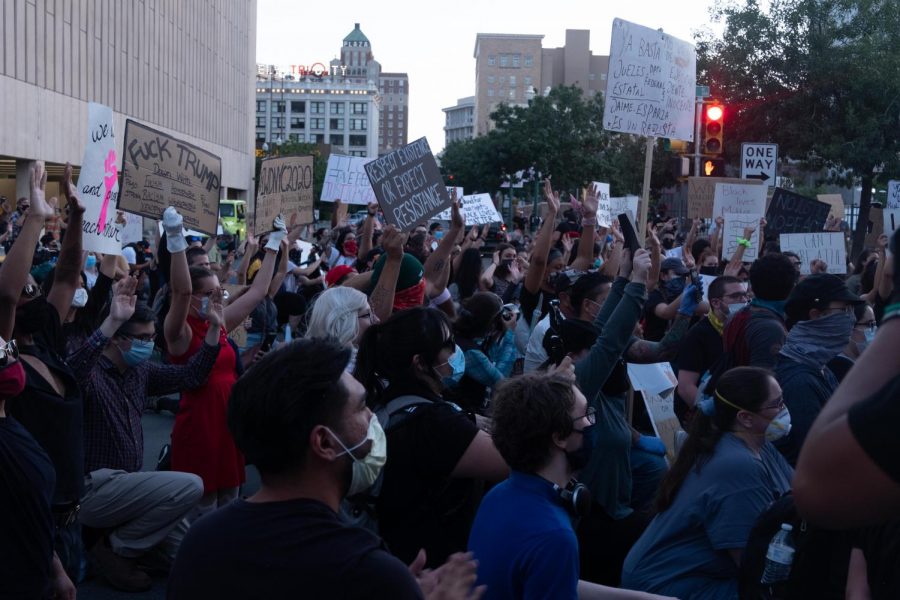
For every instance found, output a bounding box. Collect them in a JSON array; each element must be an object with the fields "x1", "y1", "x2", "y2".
[
  {"x1": 265, "y1": 214, "x2": 287, "y2": 251},
  {"x1": 677, "y1": 283, "x2": 701, "y2": 317},
  {"x1": 163, "y1": 207, "x2": 188, "y2": 253},
  {"x1": 635, "y1": 434, "x2": 667, "y2": 456}
]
